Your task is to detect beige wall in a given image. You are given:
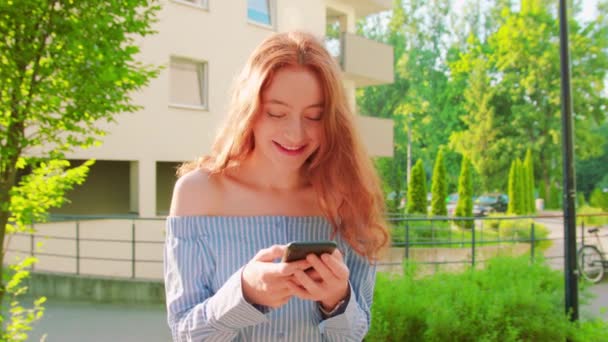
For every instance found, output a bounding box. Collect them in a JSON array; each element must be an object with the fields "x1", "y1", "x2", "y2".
[
  {"x1": 53, "y1": 0, "x2": 394, "y2": 217},
  {"x1": 65, "y1": 0, "x2": 393, "y2": 163}
]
